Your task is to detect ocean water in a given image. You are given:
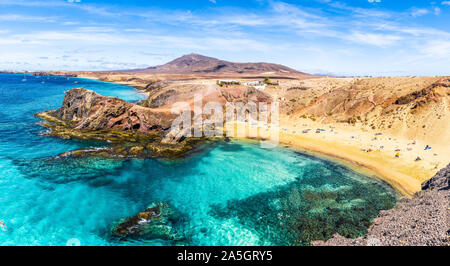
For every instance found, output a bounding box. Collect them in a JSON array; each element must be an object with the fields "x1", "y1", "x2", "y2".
[{"x1": 0, "y1": 73, "x2": 397, "y2": 246}]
